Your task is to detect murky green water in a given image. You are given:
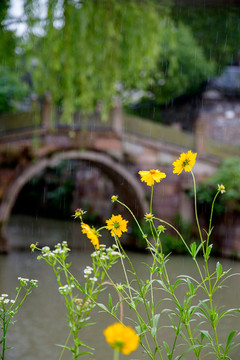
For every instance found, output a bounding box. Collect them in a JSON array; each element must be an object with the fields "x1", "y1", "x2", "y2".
[{"x1": 1, "y1": 215, "x2": 240, "y2": 360}]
